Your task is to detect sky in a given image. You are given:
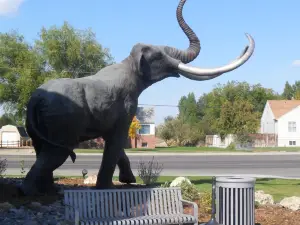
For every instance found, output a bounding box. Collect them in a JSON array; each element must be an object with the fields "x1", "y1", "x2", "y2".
[{"x1": 0, "y1": 0, "x2": 300, "y2": 124}]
